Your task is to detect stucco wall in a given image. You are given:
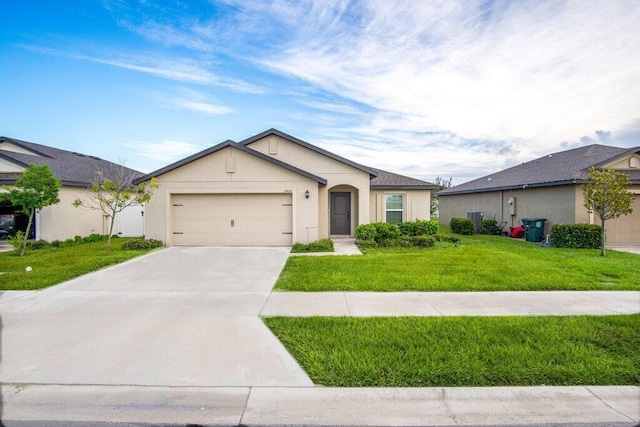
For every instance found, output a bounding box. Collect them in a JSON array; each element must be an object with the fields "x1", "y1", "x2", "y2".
[
  {"x1": 369, "y1": 190, "x2": 431, "y2": 223},
  {"x1": 247, "y1": 136, "x2": 371, "y2": 237},
  {"x1": 439, "y1": 185, "x2": 577, "y2": 232},
  {"x1": 144, "y1": 146, "x2": 319, "y2": 246},
  {"x1": 438, "y1": 192, "x2": 502, "y2": 226},
  {"x1": 38, "y1": 186, "x2": 105, "y2": 241}
]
